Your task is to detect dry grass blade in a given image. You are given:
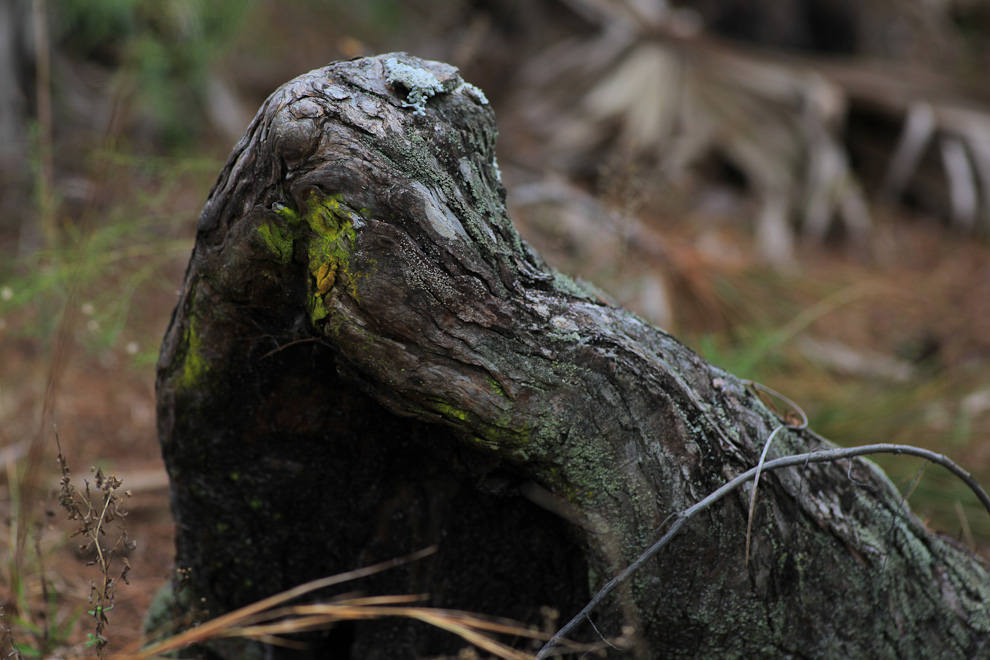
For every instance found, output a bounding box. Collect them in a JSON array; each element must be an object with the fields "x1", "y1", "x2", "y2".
[
  {"x1": 222, "y1": 599, "x2": 544, "y2": 660},
  {"x1": 99, "y1": 546, "x2": 578, "y2": 660},
  {"x1": 230, "y1": 594, "x2": 426, "y2": 629},
  {"x1": 111, "y1": 547, "x2": 436, "y2": 659},
  {"x1": 403, "y1": 609, "x2": 536, "y2": 660},
  {"x1": 742, "y1": 382, "x2": 809, "y2": 565},
  {"x1": 144, "y1": 603, "x2": 539, "y2": 660}
]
